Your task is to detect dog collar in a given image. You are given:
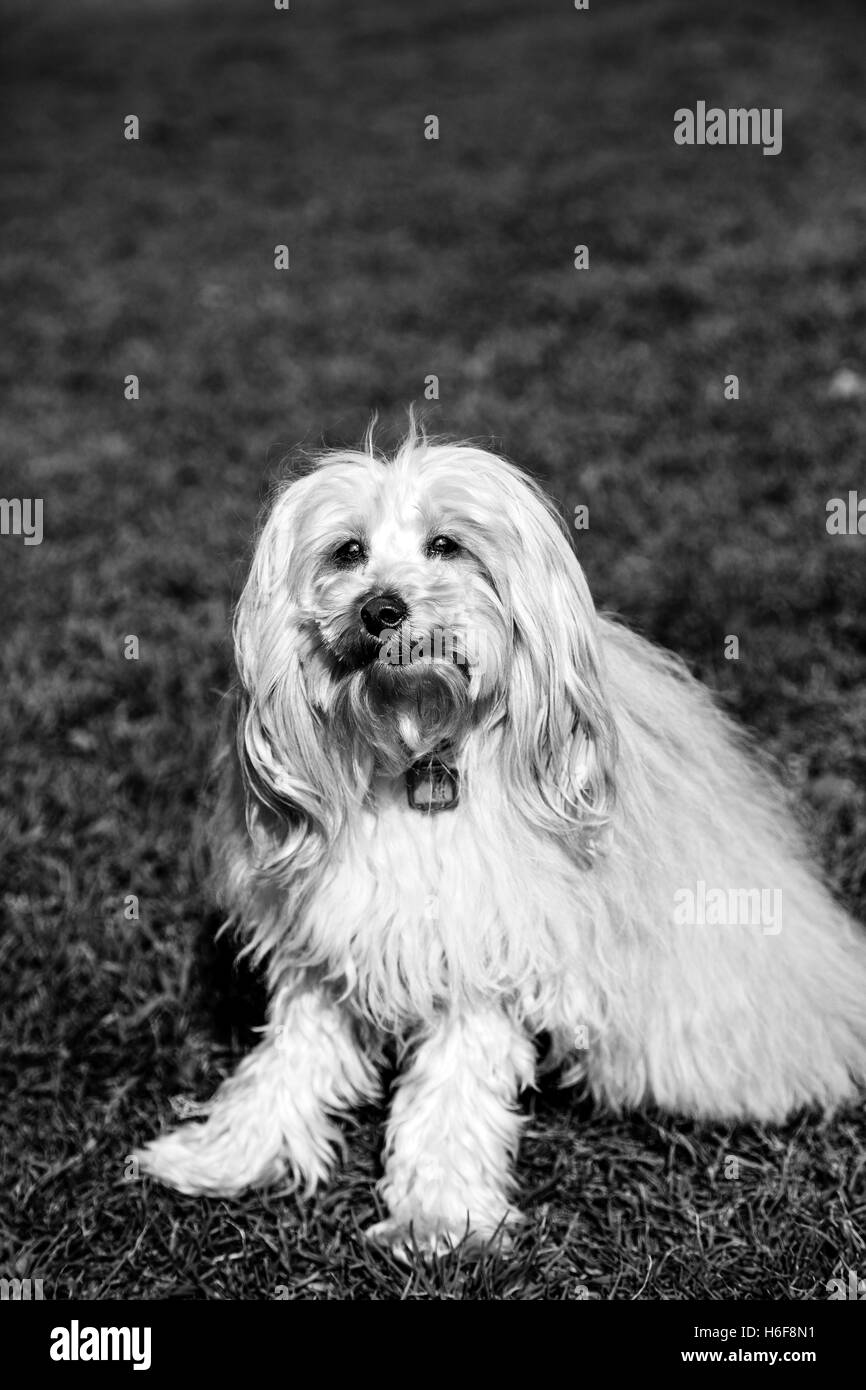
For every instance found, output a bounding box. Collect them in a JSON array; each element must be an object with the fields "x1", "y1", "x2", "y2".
[{"x1": 406, "y1": 752, "x2": 460, "y2": 813}]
